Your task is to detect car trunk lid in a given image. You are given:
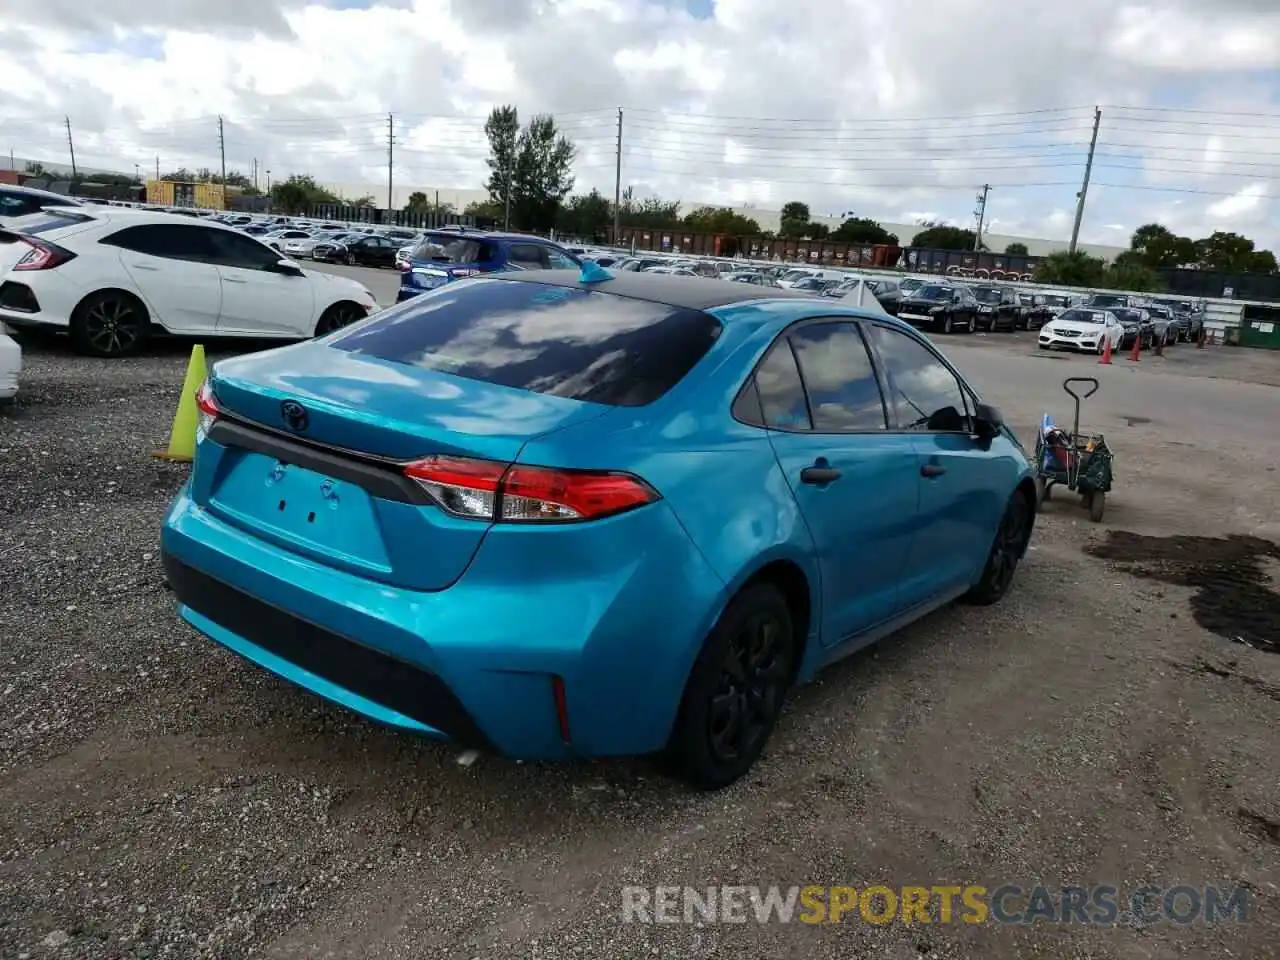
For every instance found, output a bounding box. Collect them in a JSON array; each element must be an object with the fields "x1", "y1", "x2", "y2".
[{"x1": 195, "y1": 342, "x2": 609, "y2": 590}]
